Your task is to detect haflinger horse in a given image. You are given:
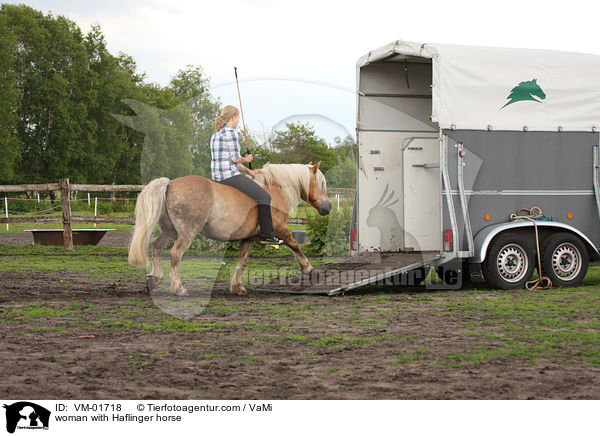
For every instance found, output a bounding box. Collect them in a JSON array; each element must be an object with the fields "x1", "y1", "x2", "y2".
[{"x1": 128, "y1": 162, "x2": 331, "y2": 296}]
